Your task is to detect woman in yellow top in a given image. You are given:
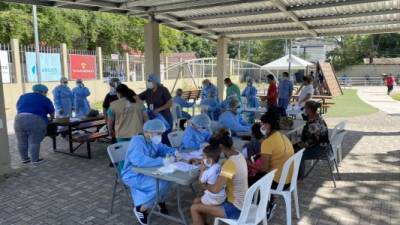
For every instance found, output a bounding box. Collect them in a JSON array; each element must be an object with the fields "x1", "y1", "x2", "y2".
[
  {"x1": 251, "y1": 110, "x2": 294, "y2": 220},
  {"x1": 190, "y1": 130, "x2": 248, "y2": 225}
]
